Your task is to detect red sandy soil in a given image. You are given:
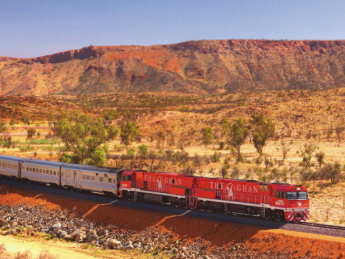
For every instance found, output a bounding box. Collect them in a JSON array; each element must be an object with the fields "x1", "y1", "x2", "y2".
[{"x1": 0, "y1": 183, "x2": 344, "y2": 258}]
